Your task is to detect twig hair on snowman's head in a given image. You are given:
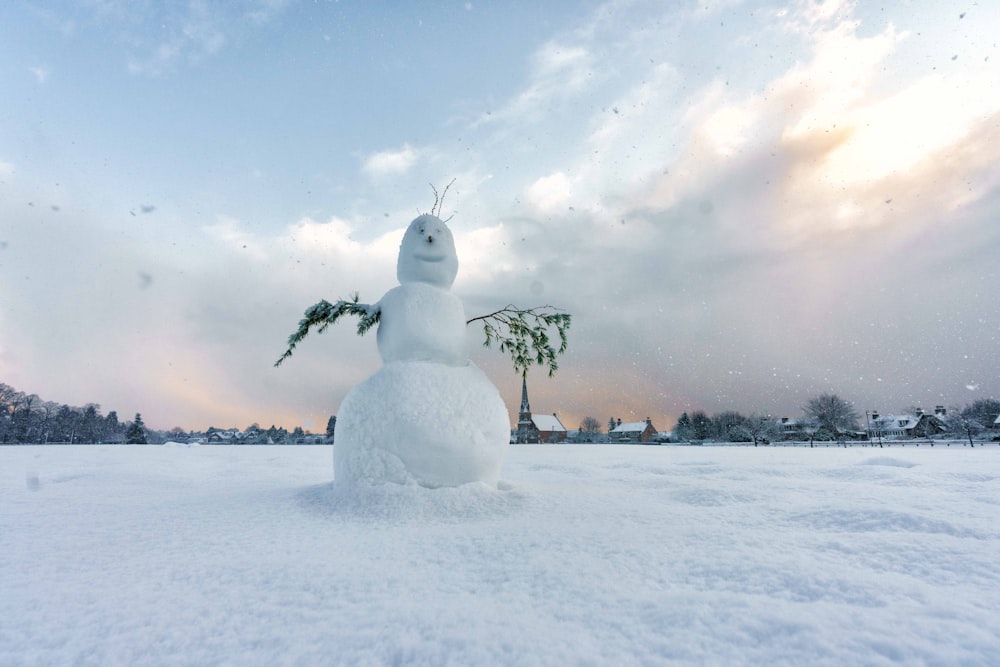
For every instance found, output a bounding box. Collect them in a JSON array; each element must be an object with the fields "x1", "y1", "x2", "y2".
[{"x1": 423, "y1": 178, "x2": 456, "y2": 222}]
